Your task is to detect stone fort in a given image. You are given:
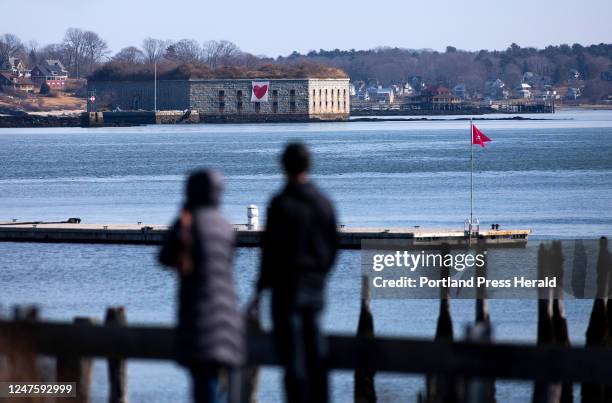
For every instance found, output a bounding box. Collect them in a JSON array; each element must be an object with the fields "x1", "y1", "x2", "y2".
[{"x1": 89, "y1": 78, "x2": 350, "y2": 122}]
